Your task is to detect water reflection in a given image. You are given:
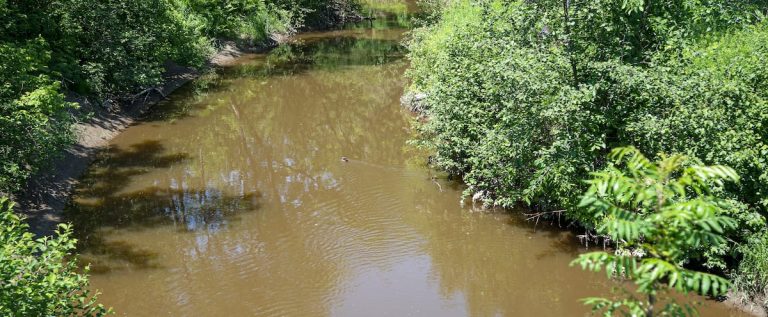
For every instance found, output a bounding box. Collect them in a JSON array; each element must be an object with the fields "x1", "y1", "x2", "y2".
[{"x1": 64, "y1": 4, "x2": 746, "y2": 317}]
